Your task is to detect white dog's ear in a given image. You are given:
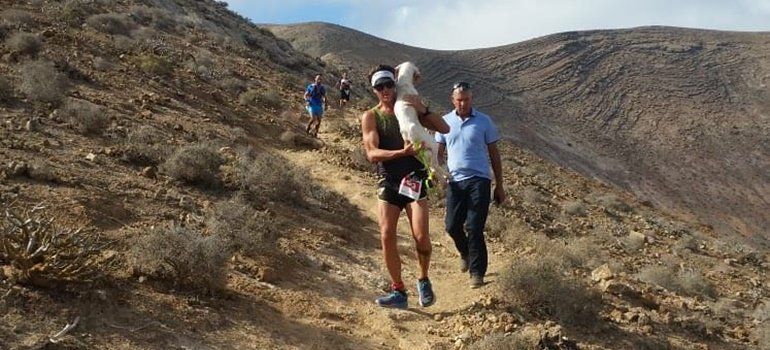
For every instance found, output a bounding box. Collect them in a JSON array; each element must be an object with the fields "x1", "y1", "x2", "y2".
[{"x1": 394, "y1": 64, "x2": 401, "y2": 80}]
